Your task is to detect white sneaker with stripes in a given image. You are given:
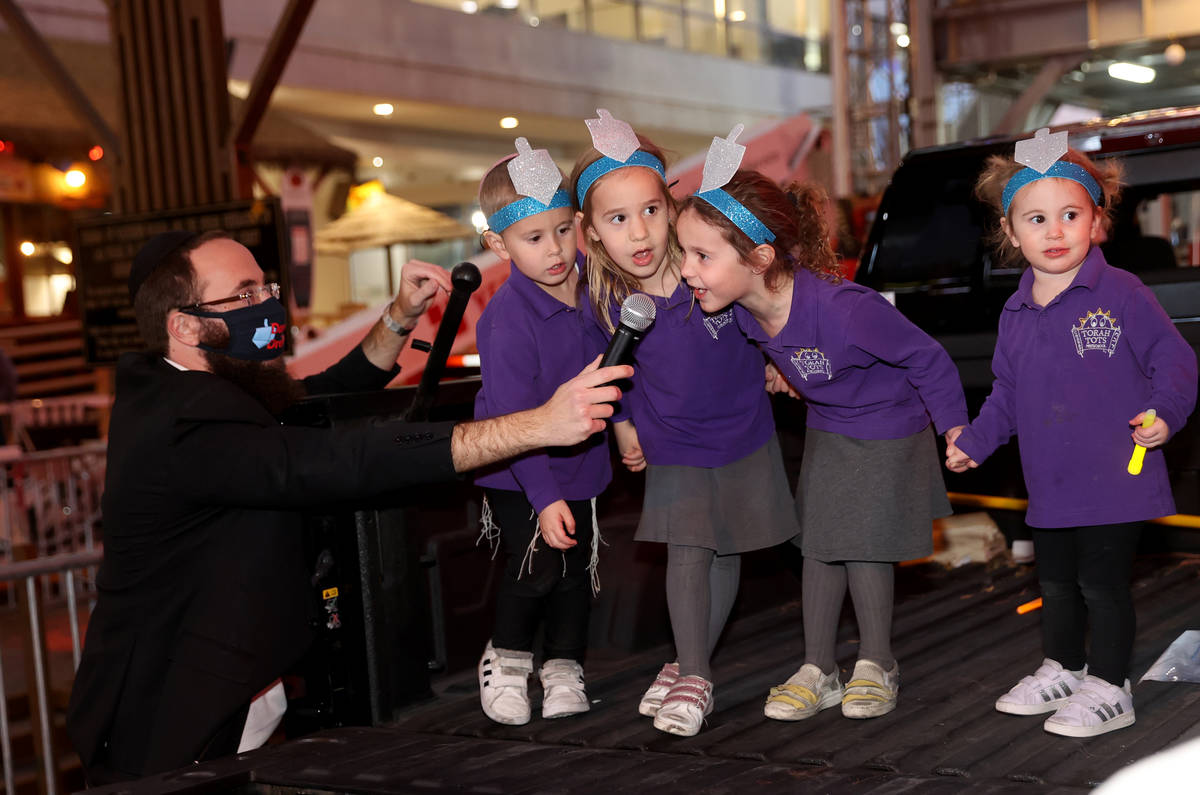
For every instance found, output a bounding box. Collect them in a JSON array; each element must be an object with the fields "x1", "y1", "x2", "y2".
[
  {"x1": 1043, "y1": 675, "x2": 1135, "y2": 737},
  {"x1": 995, "y1": 658, "x2": 1086, "y2": 716},
  {"x1": 478, "y1": 641, "x2": 533, "y2": 725}
]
